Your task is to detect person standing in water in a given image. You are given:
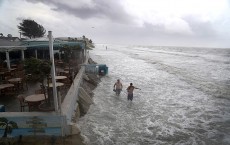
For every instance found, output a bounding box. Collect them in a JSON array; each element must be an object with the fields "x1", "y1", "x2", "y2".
[
  {"x1": 114, "y1": 79, "x2": 123, "y2": 96},
  {"x1": 126, "y1": 83, "x2": 140, "y2": 101}
]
